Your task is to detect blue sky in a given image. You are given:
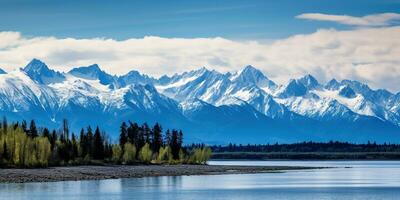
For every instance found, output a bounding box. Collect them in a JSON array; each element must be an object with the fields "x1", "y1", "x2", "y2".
[
  {"x1": 1, "y1": 0, "x2": 400, "y2": 39},
  {"x1": 0, "y1": 0, "x2": 400, "y2": 91}
]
